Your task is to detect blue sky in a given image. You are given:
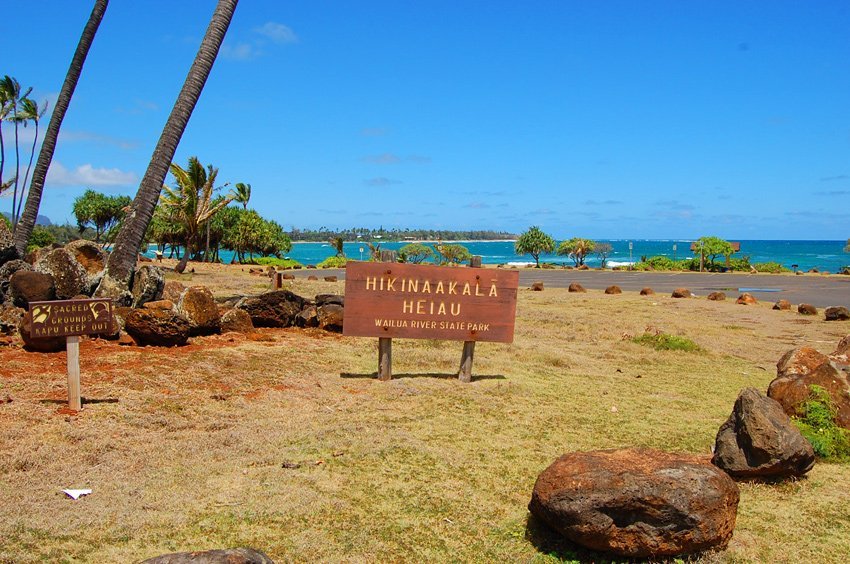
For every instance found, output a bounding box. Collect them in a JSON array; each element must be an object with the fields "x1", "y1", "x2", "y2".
[{"x1": 2, "y1": 0, "x2": 848, "y2": 239}]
